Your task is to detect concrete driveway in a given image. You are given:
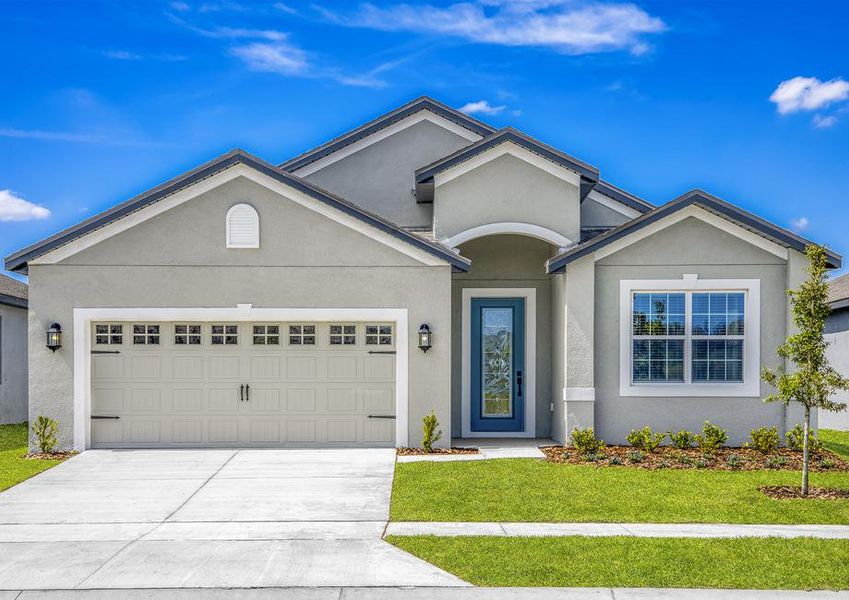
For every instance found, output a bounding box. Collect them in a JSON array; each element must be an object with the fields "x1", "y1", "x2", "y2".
[{"x1": 0, "y1": 449, "x2": 466, "y2": 590}]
